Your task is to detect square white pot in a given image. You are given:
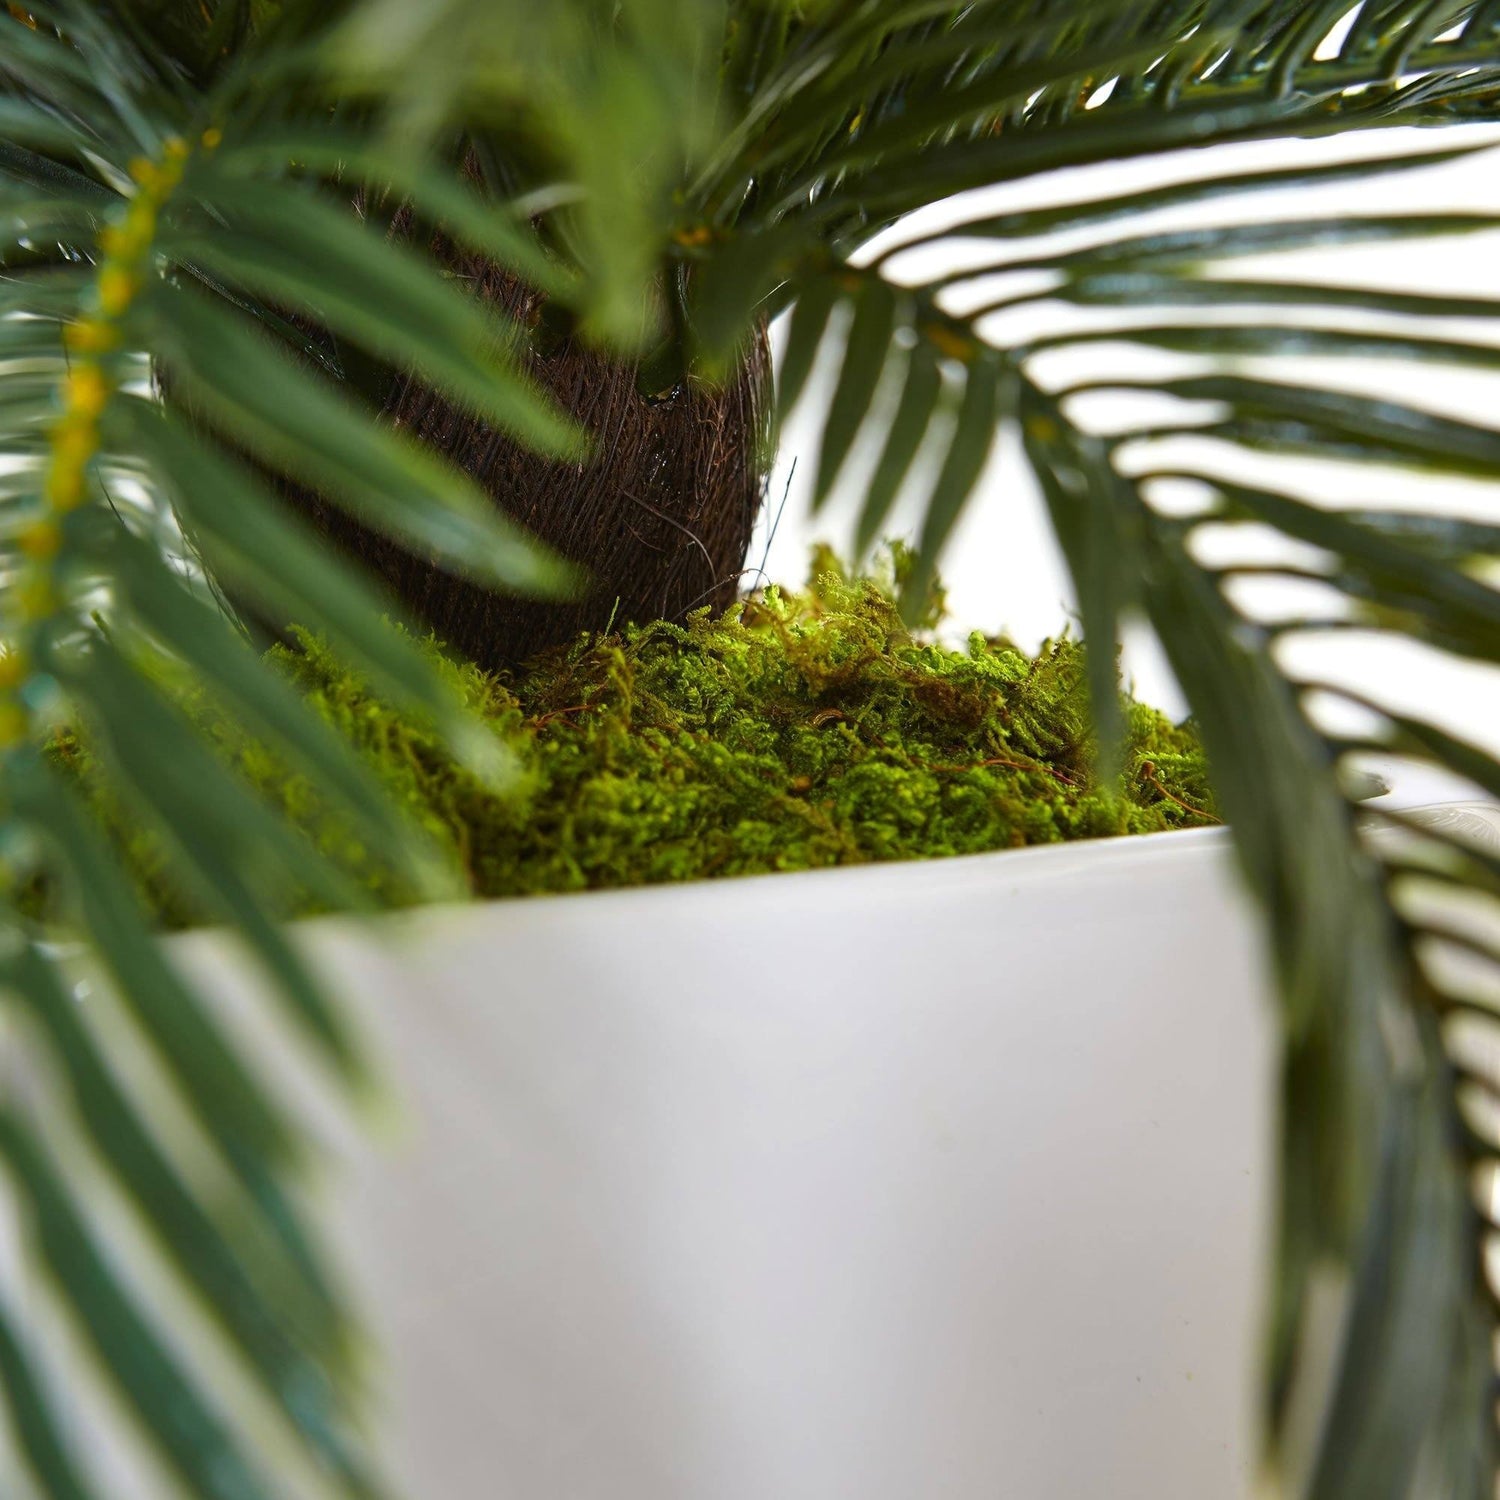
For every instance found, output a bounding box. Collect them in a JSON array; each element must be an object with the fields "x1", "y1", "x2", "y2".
[
  {"x1": 188, "y1": 821, "x2": 1280, "y2": 1500},
  {"x1": 31, "y1": 805, "x2": 1500, "y2": 1499}
]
